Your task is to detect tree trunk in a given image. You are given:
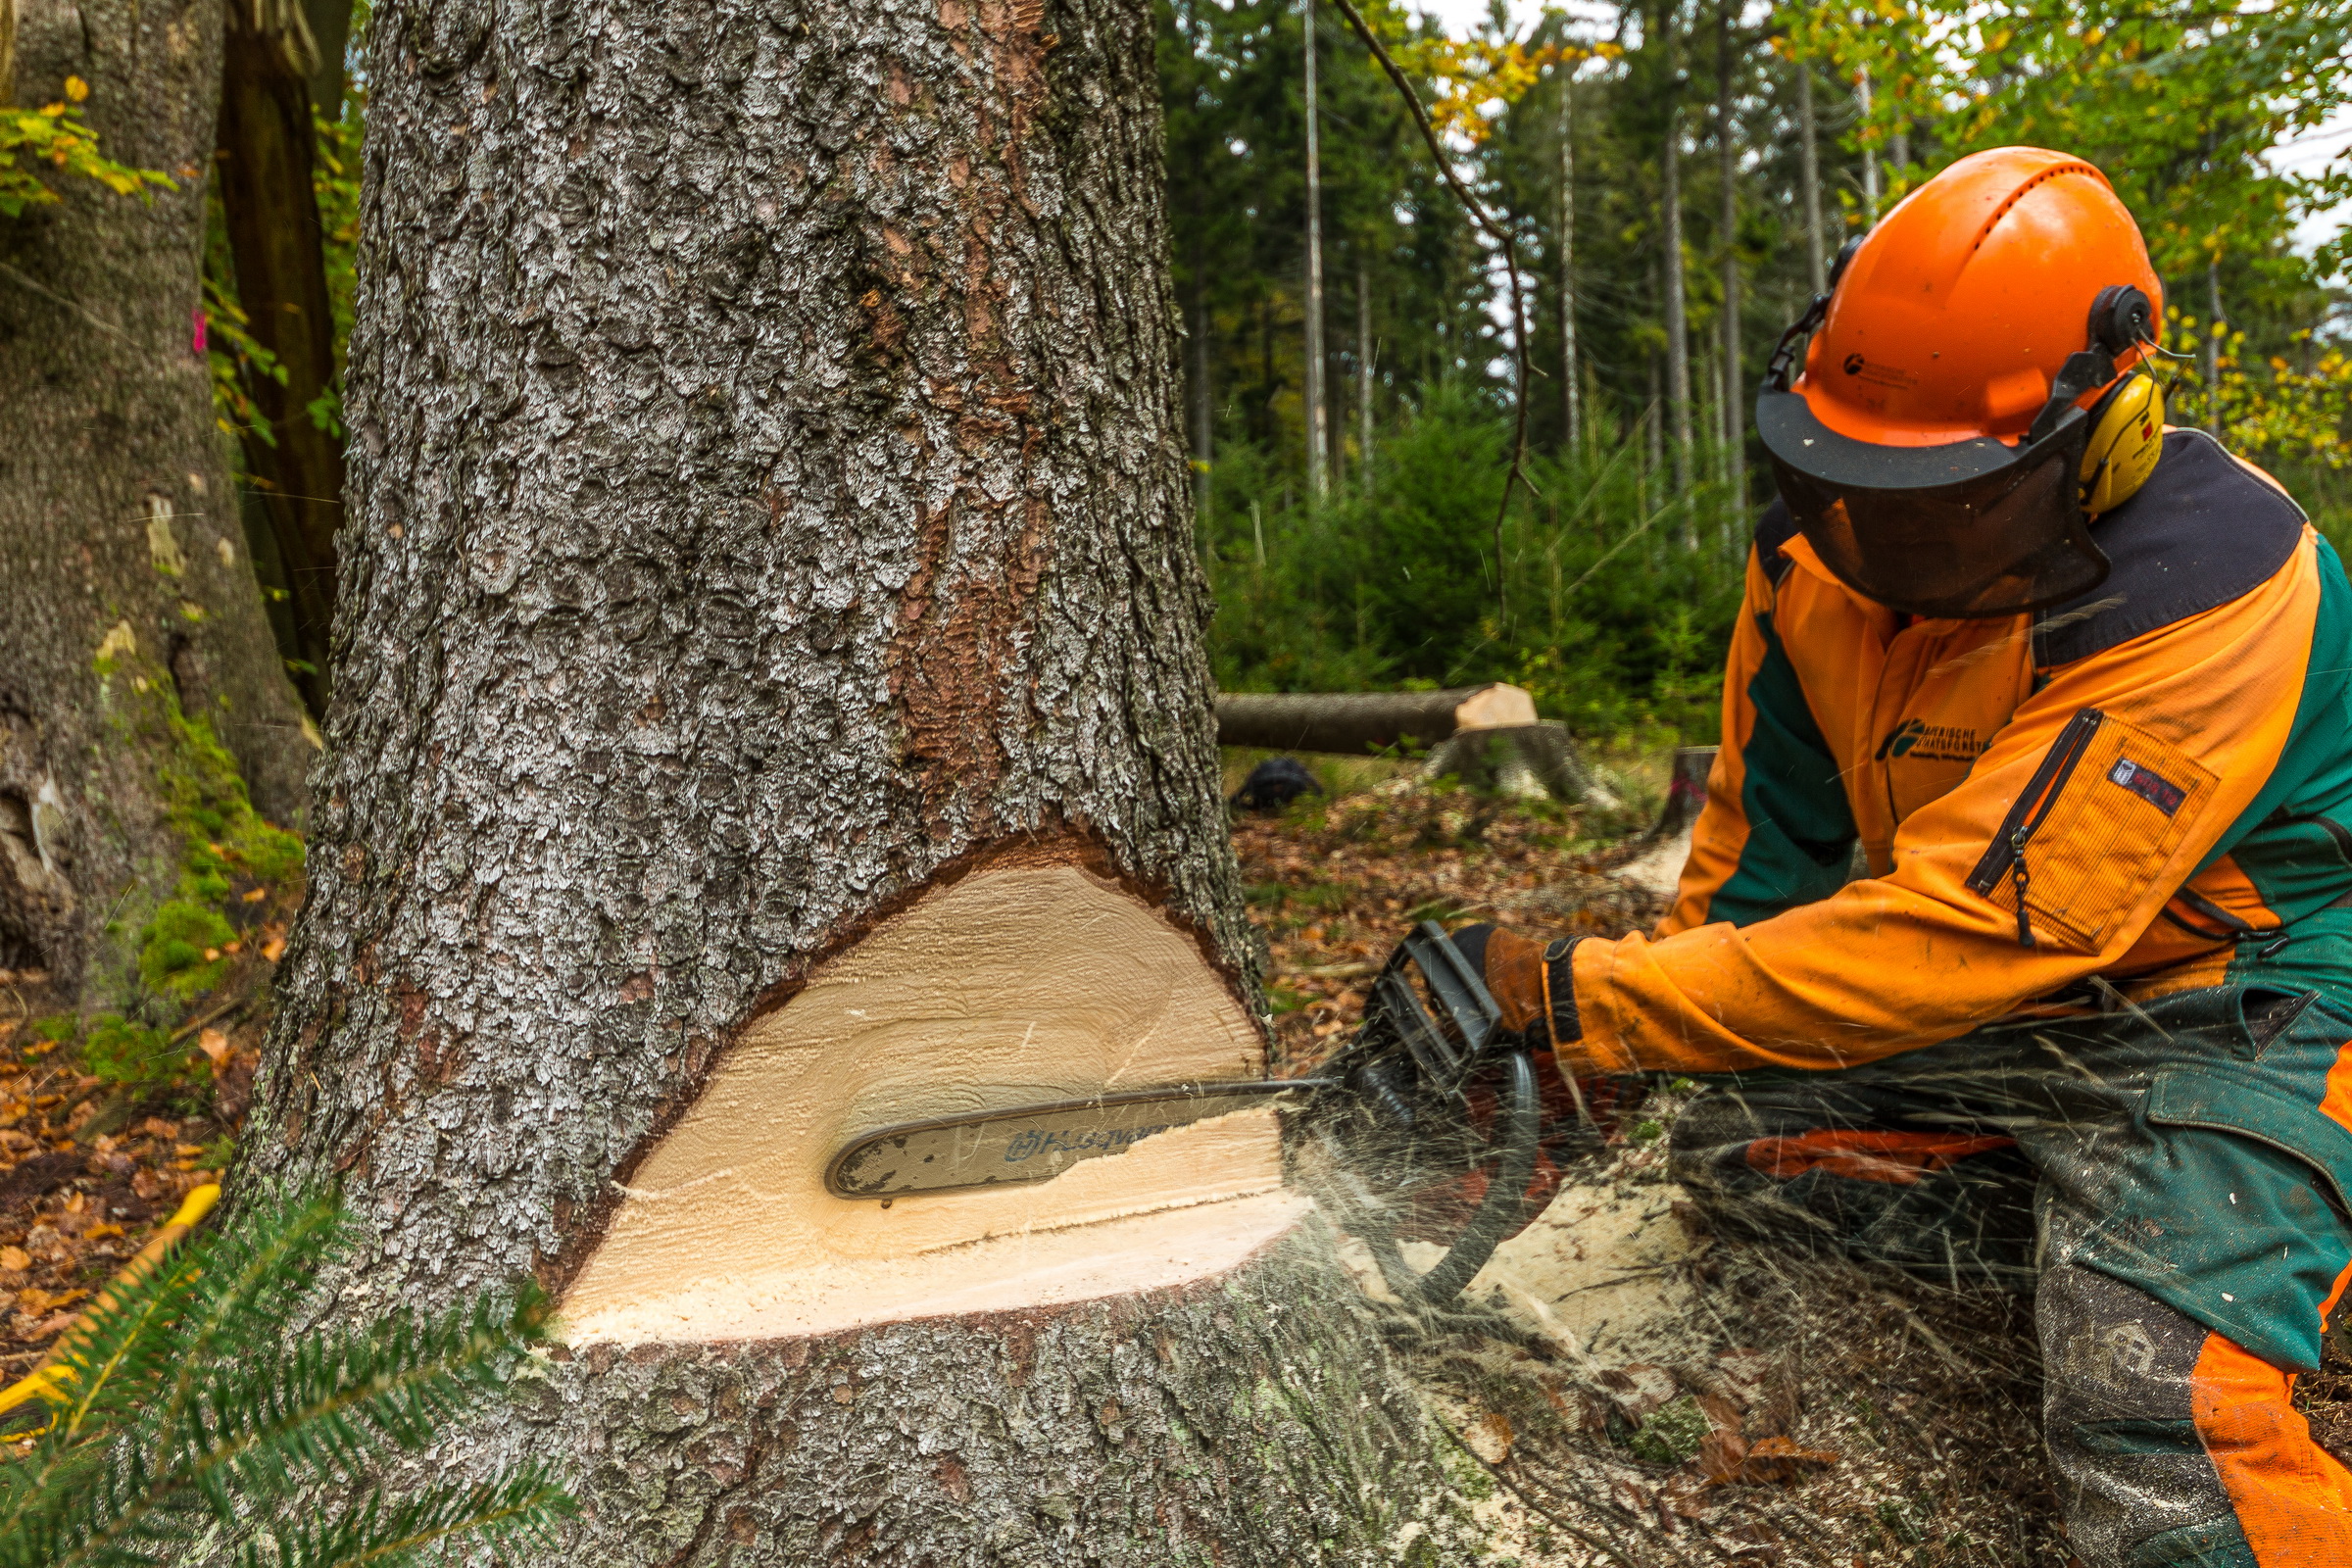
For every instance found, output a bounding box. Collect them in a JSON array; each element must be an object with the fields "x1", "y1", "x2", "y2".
[
  {"x1": 215, "y1": 0, "x2": 347, "y2": 718},
  {"x1": 1715, "y1": 2, "x2": 1742, "y2": 514},
  {"x1": 1216, "y1": 684, "x2": 1539, "y2": 755},
  {"x1": 1555, "y1": 66, "x2": 1580, "y2": 454},
  {"x1": 1300, "y1": 0, "x2": 1327, "y2": 503},
  {"x1": 2207, "y1": 257, "x2": 2225, "y2": 436},
  {"x1": 1794, "y1": 58, "x2": 1825, "y2": 297},
  {"x1": 1355, "y1": 259, "x2": 1374, "y2": 479},
  {"x1": 1856, "y1": 65, "x2": 1880, "y2": 221},
  {"x1": 241, "y1": 2, "x2": 1462, "y2": 1559},
  {"x1": 1658, "y1": 5, "x2": 1691, "y2": 515},
  {"x1": 0, "y1": 0, "x2": 313, "y2": 996}
]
